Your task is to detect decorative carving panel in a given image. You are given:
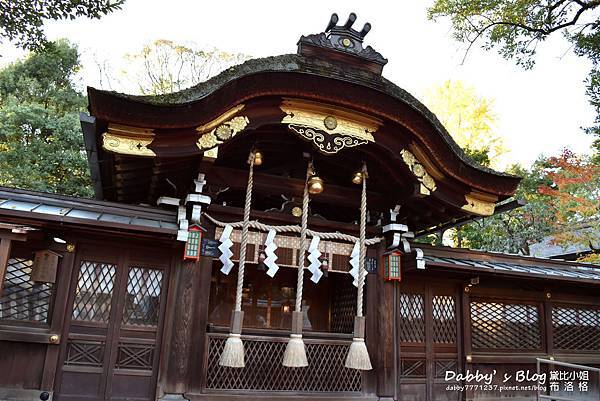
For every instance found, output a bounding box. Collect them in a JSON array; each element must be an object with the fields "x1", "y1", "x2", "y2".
[
  {"x1": 122, "y1": 267, "x2": 164, "y2": 327},
  {"x1": 205, "y1": 335, "x2": 361, "y2": 392},
  {"x1": 280, "y1": 98, "x2": 379, "y2": 155},
  {"x1": 72, "y1": 261, "x2": 116, "y2": 323},
  {"x1": 399, "y1": 293, "x2": 425, "y2": 343},
  {"x1": 115, "y1": 343, "x2": 155, "y2": 370},
  {"x1": 433, "y1": 295, "x2": 456, "y2": 344},
  {"x1": 553, "y1": 305, "x2": 600, "y2": 351},
  {"x1": 400, "y1": 358, "x2": 426, "y2": 378},
  {"x1": 435, "y1": 359, "x2": 458, "y2": 378},
  {"x1": 102, "y1": 124, "x2": 156, "y2": 157},
  {"x1": 0, "y1": 258, "x2": 53, "y2": 323},
  {"x1": 470, "y1": 301, "x2": 541, "y2": 350},
  {"x1": 65, "y1": 340, "x2": 105, "y2": 367}
]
